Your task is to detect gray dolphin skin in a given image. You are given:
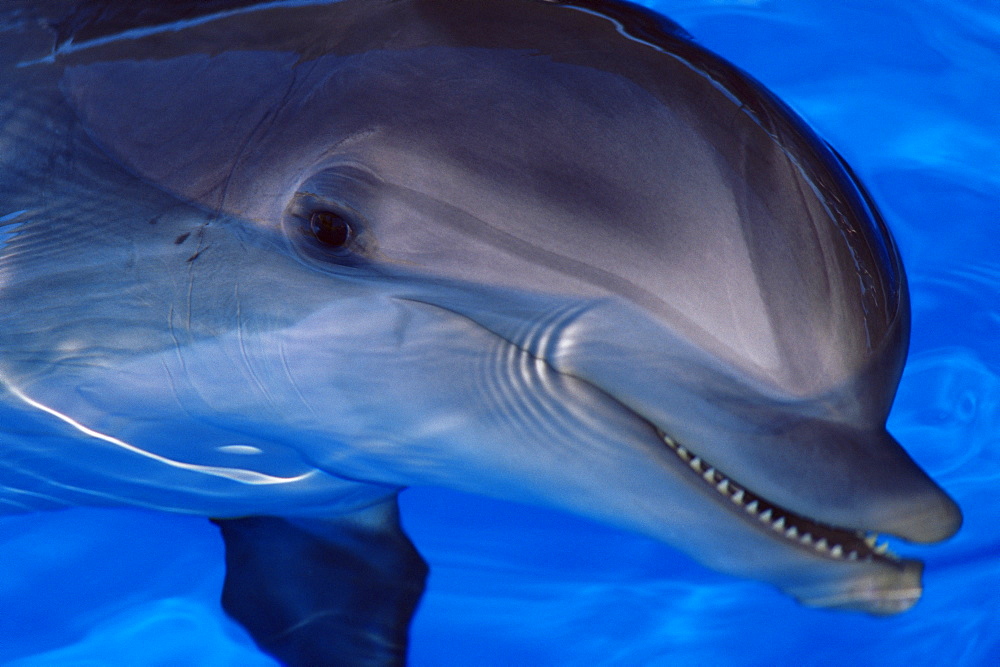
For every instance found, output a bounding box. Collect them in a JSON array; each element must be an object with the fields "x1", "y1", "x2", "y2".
[{"x1": 1, "y1": 0, "x2": 961, "y2": 663}]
